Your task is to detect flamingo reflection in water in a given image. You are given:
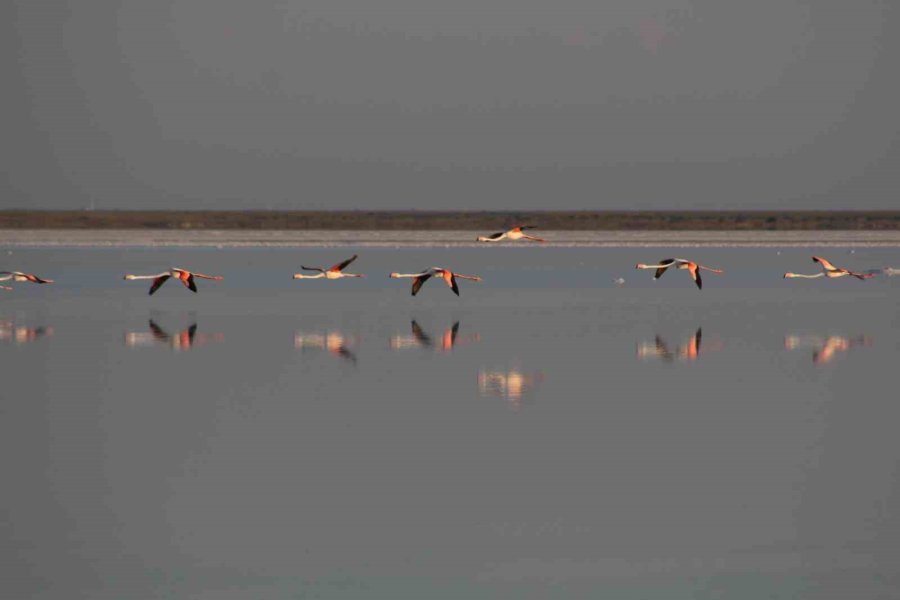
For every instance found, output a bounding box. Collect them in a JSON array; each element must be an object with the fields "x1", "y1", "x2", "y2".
[
  {"x1": 636, "y1": 328, "x2": 723, "y2": 363},
  {"x1": 294, "y1": 331, "x2": 357, "y2": 364},
  {"x1": 784, "y1": 334, "x2": 873, "y2": 365},
  {"x1": 125, "y1": 319, "x2": 223, "y2": 351},
  {"x1": 390, "y1": 320, "x2": 480, "y2": 352},
  {"x1": 478, "y1": 368, "x2": 544, "y2": 411},
  {"x1": 0, "y1": 321, "x2": 53, "y2": 344}
]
